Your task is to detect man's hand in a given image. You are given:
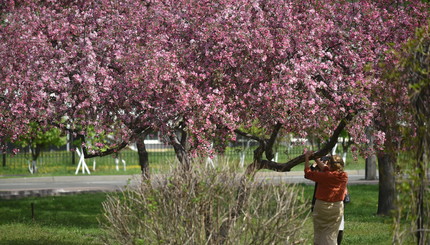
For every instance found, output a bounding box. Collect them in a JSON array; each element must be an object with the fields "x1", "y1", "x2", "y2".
[
  {"x1": 304, "y1": 150, "x2": 314, "y2": 170},
  {"x1": 304, "y1": 150, "x2": 314, "y2": 160}
]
